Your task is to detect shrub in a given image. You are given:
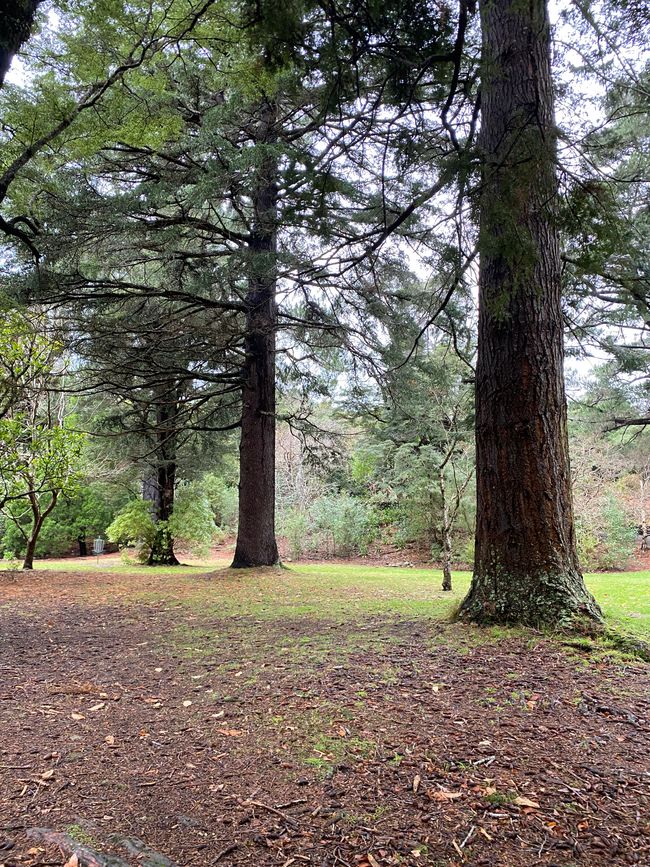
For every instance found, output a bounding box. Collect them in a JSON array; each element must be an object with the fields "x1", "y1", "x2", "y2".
[
  {"x1": 576, "y1": 497, "x2": 636, "y2": 570},
  {"x1": 310, "y1": 493, "x2": 378, "y2": 555},
  {"x1": 202, "y1": 474, "x2": 239, "y2": 531},
  {"x1": 169, "y1": 483, "x2": 216, "y2": 556},
  {"x1": 106, "y1": 500, "x2": 156, "y2": 562},
  {"x1": 280, "y1": 508, "x2": 310, "y2": 558}
]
